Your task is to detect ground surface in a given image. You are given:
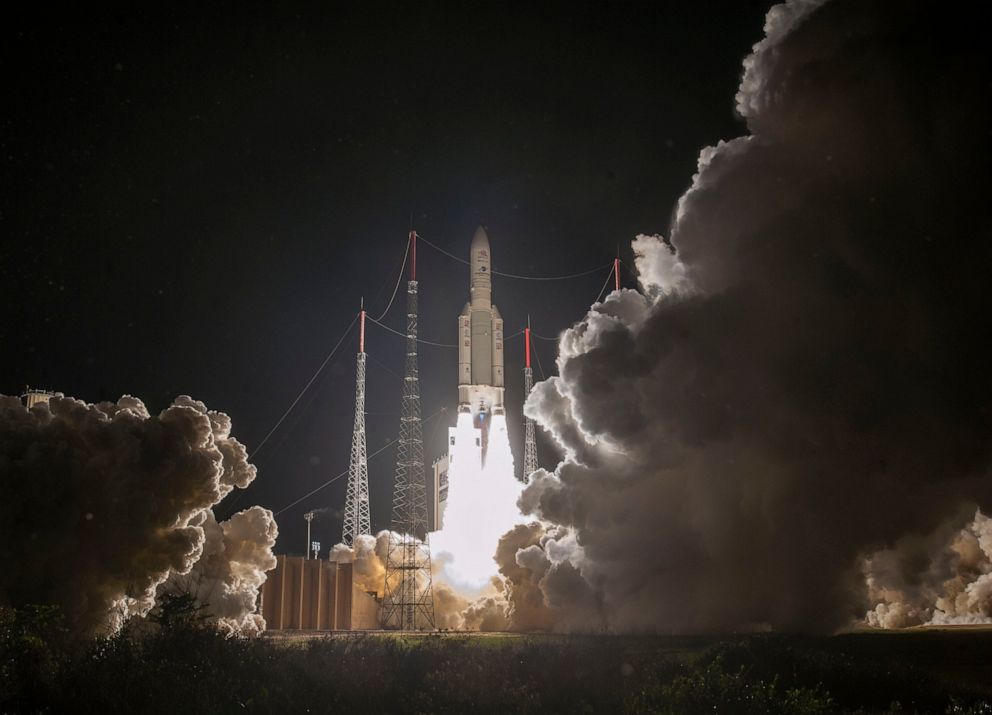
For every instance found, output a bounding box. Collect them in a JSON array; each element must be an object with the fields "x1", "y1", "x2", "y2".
[
  {"x1": 246, "y1": 628, "x2": 992, "y2": 712},
  {"x1": 5, "y1": 610, "x2": 992, "y2": 714},
  {"x1": 265, "y1": 625, "x2": 992, "y2": 695}
]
